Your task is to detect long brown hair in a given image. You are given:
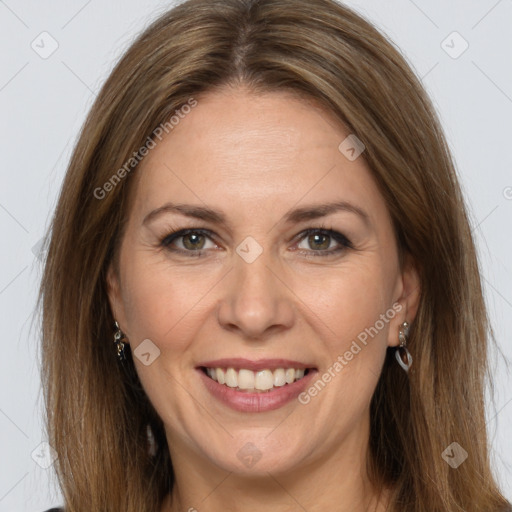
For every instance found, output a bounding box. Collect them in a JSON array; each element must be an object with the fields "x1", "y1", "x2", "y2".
[{"x1": 38, "y1": 0, "x2": 511, "y2": 510}]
